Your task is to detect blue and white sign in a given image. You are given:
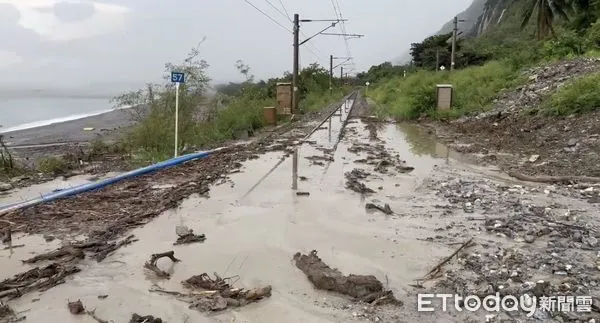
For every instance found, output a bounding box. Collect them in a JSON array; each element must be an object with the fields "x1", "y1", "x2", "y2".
[{"x1": 171, "y1": 72, "x2": 185, "y2": 83}]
